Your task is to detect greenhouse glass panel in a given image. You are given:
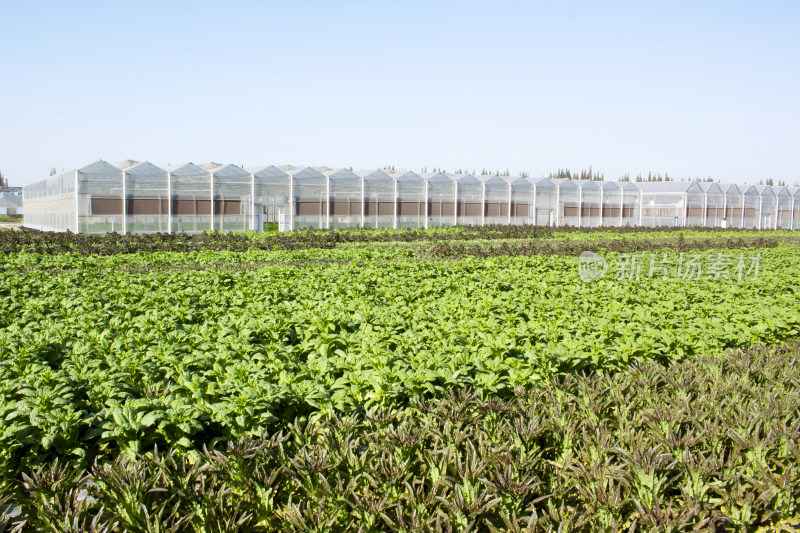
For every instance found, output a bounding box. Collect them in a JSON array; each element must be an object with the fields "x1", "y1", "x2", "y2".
[
  {"x1": 168, "y1": 163, "x2": 210, "y2": 233},
  {"x1": 200, "y1": 163, "x2": 252, "y2": 233},
  {"x1": 479, "y1": 176, "x2": 510, "y2": 225},
  {"x1": 720, "y1": 184, "x2": 743, "y2": 228},
  {"x1": 775, "y1": 187, "x2": 793, "y2": 230},
  {"x1": 620, "y1": 182, "x2": 641, "y2": 226},
  {"x1": 792, "y1": 188, "x2": 800, "y2": 231},
  {"x1": 358, "y1": 169, "x2": 394, "y2": 229},
  {"x1": 685, "y1": 183, "x2": 706, "y2": 227},
  {"x1": 638, "y1": 182, "x2": 698, "y2": 228},
  {"x1": 755, "y1": 185, "x2": 777, "y2": 230},
  {"x1": 700, "y1": 183, "x2": 725, "y2": 228},
  {"x1": 249, "y1": 165, "x2": 290, "y2": 231},
  {"x1": 23, "y1": 169, "x2": 77, "y2": 232},
  {"x1": 78, "y1": 160, "x2": 124, "y2": 234},
  {"x1": 505, "y1": 176, "x2": 533, "y2": 225},
  {"x1": 599, "y1": 182, "x2": 622, "y2": 227},
  {"x1": 422, "y1": 172, "x2": 455, "y2": 227},
  {"x1": 290, "y1": 167, "x2": 327, "y2": 229},
  {"x1": 742, "y1": 186, "x2": 761, "y2": 229},
  {"x1": 392, "y1": 171, "x2": 425, "y2": 229},
  {"x1": 532, "y1": 179, "x2": 557, "y2": 226},
  {"x1": 577, "y1": 181, "x2": 601, "y2": 228},
  {"x1": 553, "y1": 179, "x2": 579, "y2": 227},
  {"x1": 326, "y1": 169, "x2": 362, "y2": 229},
  {"x1": 118, "y1": 161, "x2": 168, "y2": 234},
  {"x1": 453, "y1": 174, "x2": 482, "y2": 226}
]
